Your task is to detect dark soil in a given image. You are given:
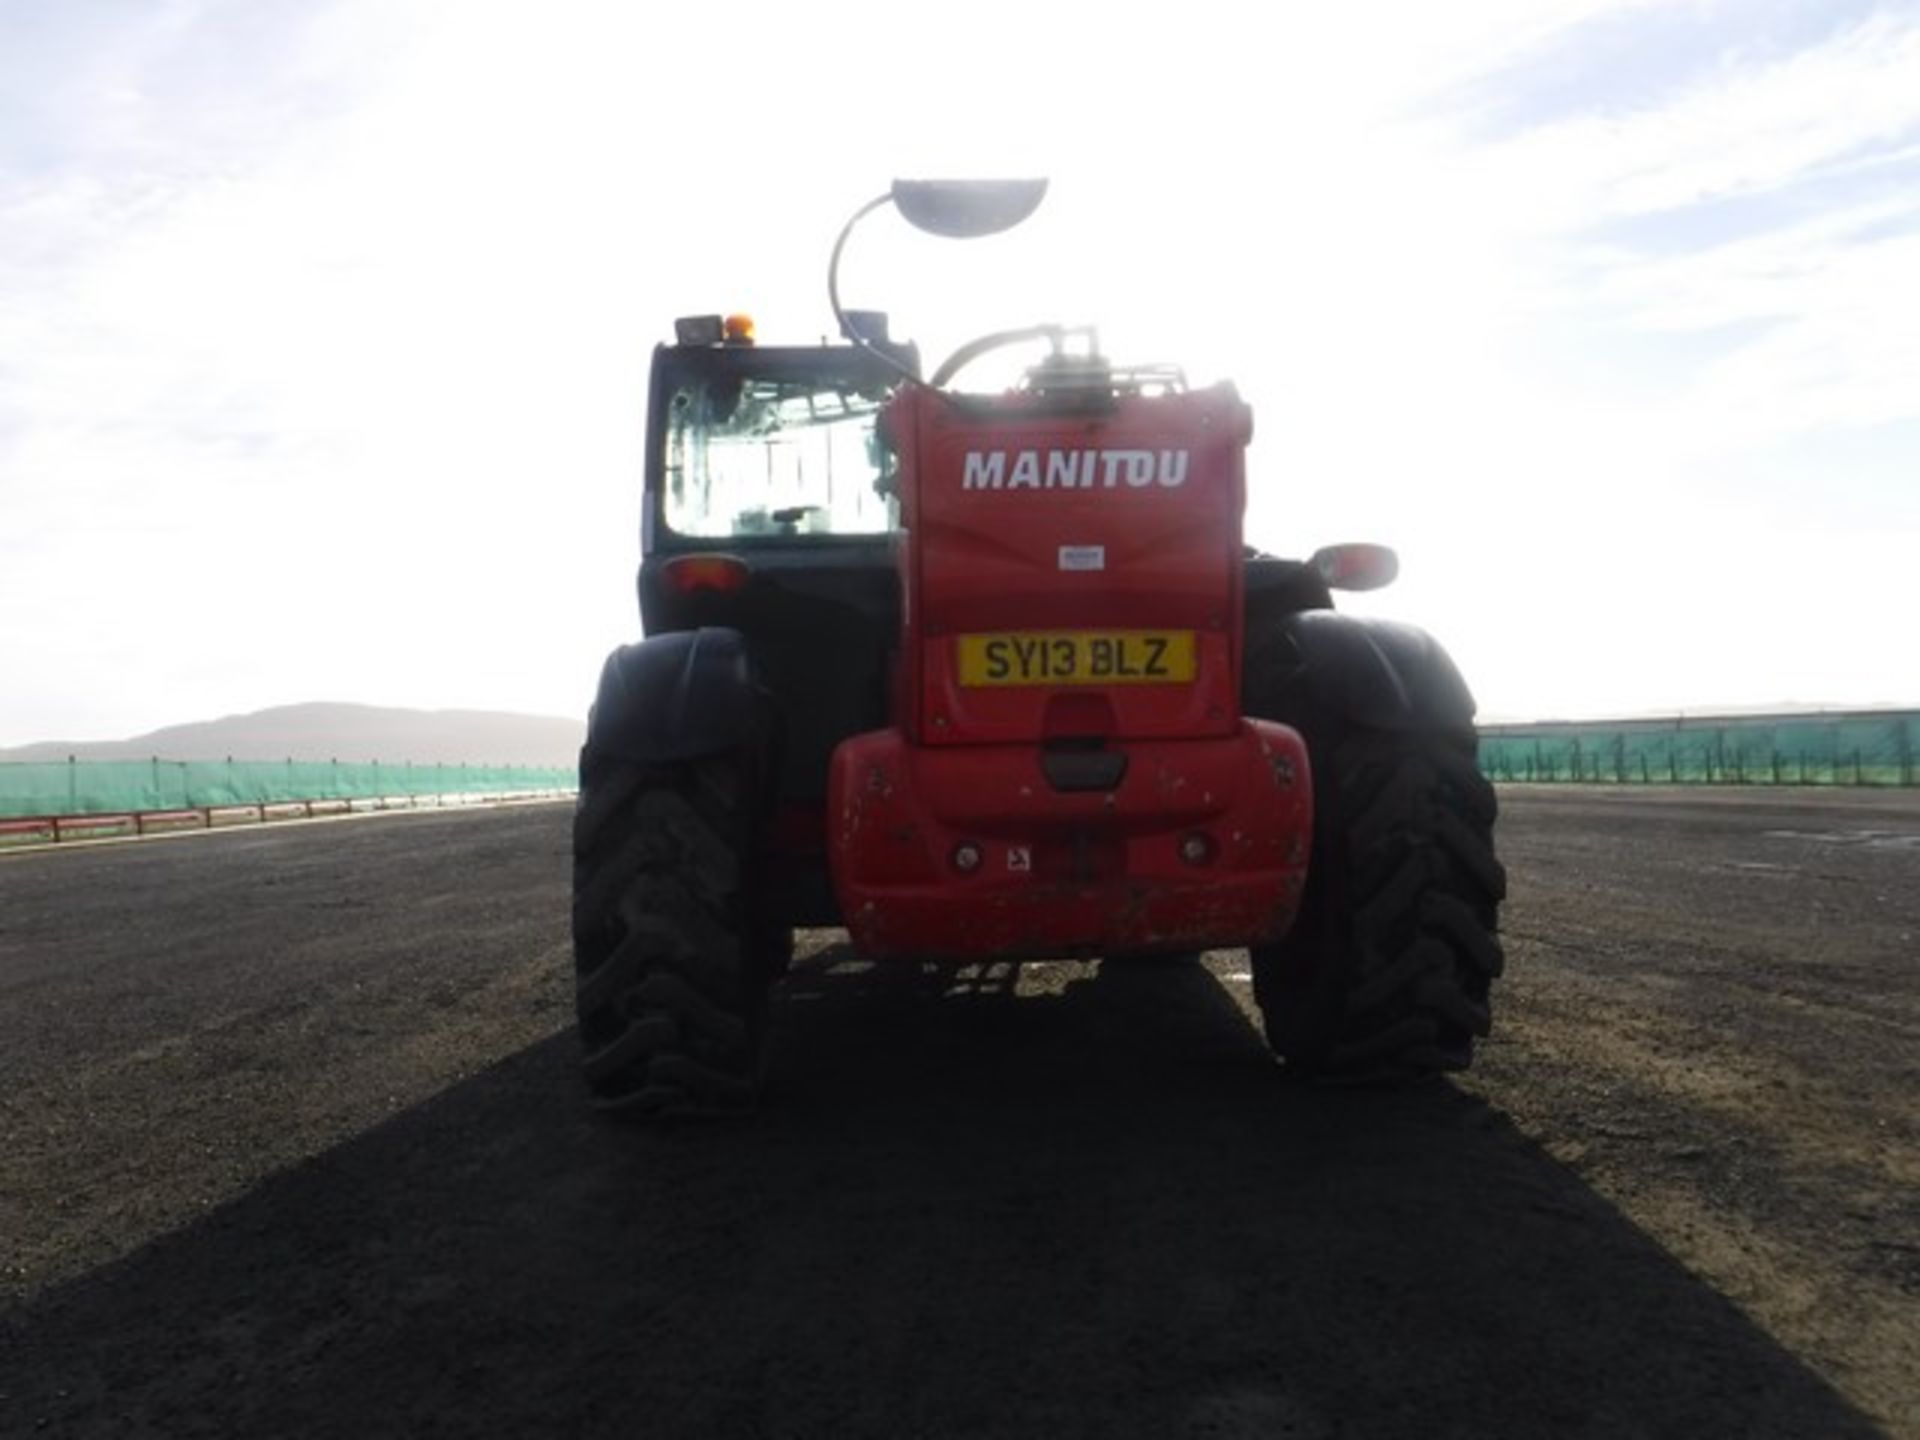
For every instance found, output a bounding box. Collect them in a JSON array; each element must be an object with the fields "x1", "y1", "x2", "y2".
[{"x1": 1, "y1": 789, "x2": 1914, "y2": 1438}]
